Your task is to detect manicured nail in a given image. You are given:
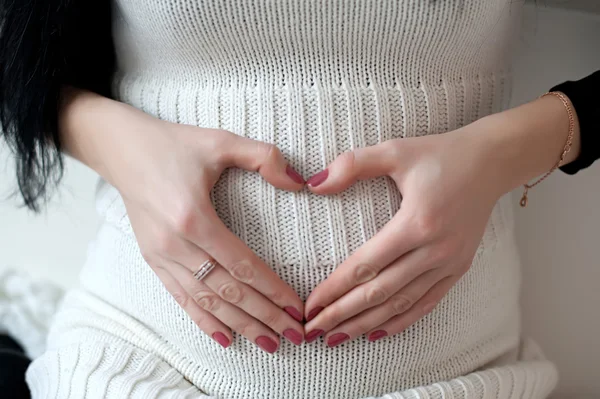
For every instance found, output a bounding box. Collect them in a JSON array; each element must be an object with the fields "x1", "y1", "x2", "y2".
[
  {"x1": 368, "y1": 330, "x2": 388, "y2": 342},
  {"x1": 256, "y1": 336, "x2": 278, "y2": 353},
  {"x1": 286, "y1": 165, "x2": 305, "y2": 184},
  {"x1": 305, "y1": 329, "x2": 324, "y2": 343},
  {"x1": 212, "y1": 332, "x2": 230, "y2": 348},
  {"x1": 307, "y1": 169, "x2": 329, "y2": 187},
  {"x1": 283, "y1": 329, "x2": 304, "y2": 345},
  {"x1": 327, "y1": 333, "x2": 350, "y2": 347},
  {"x1": 306, "y1": 306, "x2": 324, "y2": 322},
  {"x1": 284, "y1": 306, "x2": 304, "y2": 323}
]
